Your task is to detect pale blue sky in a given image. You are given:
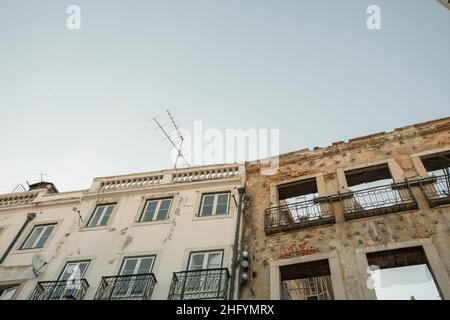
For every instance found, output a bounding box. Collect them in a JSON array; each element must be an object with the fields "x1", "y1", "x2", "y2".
[{"x1": 0, "y1": 0, "x2": 449, "y2": 192}]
